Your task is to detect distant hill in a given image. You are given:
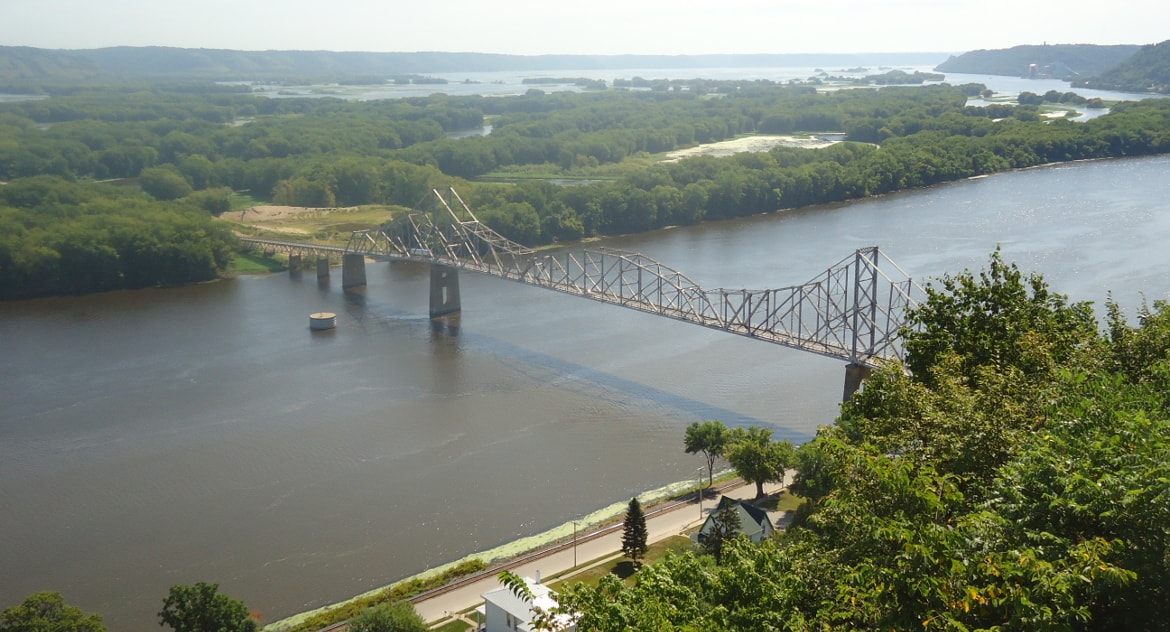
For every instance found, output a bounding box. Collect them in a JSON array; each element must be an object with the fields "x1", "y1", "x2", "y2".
[
  {"x1": 0, "y1": 46, "x2": 101, "y2": 81},
  {"x1": 1073, "y1": 40, "x2": 1170, "y2": 93},
  {"x1": 0, "y1": 46, "x2": 947, "y2": 82},
  {"x1": 934, "y1": 44, "x2": 1141, "y2": 79}
]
